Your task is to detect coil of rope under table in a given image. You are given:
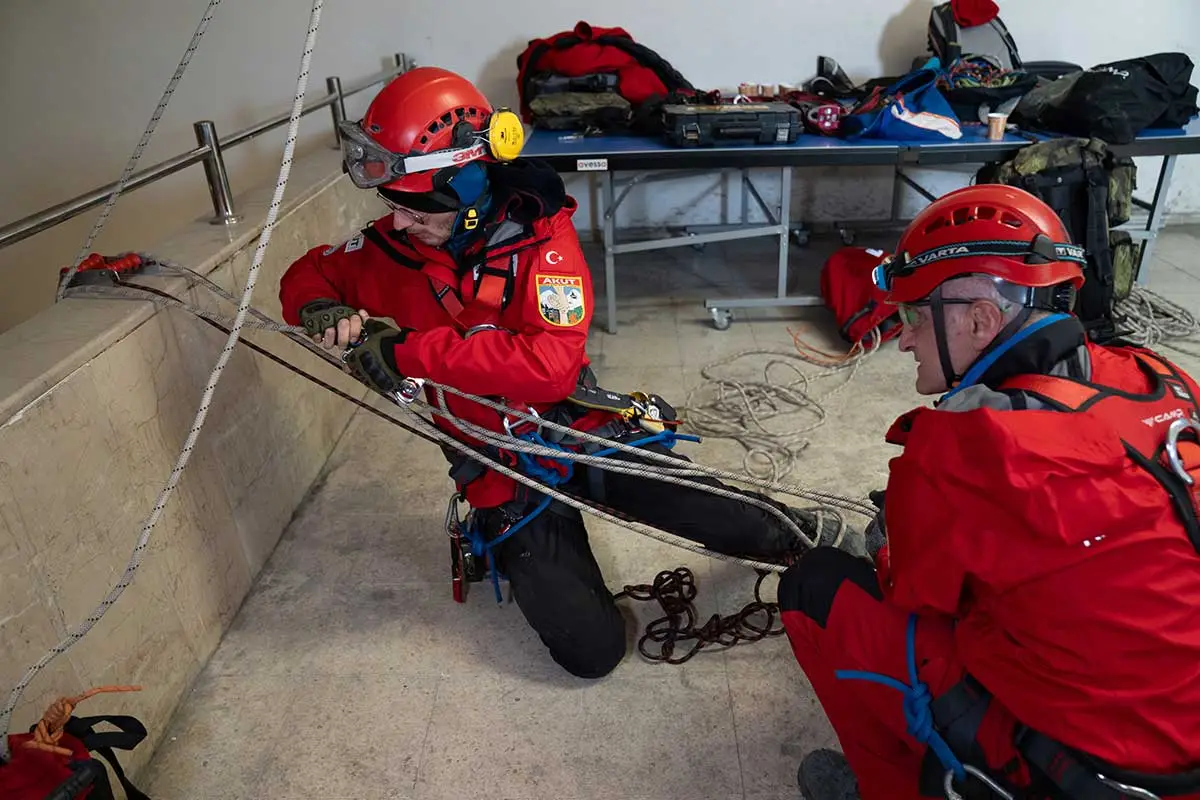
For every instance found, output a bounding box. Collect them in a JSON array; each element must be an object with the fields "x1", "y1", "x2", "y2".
[{"x1": 519, "y1": 129, "x2": 903, "y2": 334}]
